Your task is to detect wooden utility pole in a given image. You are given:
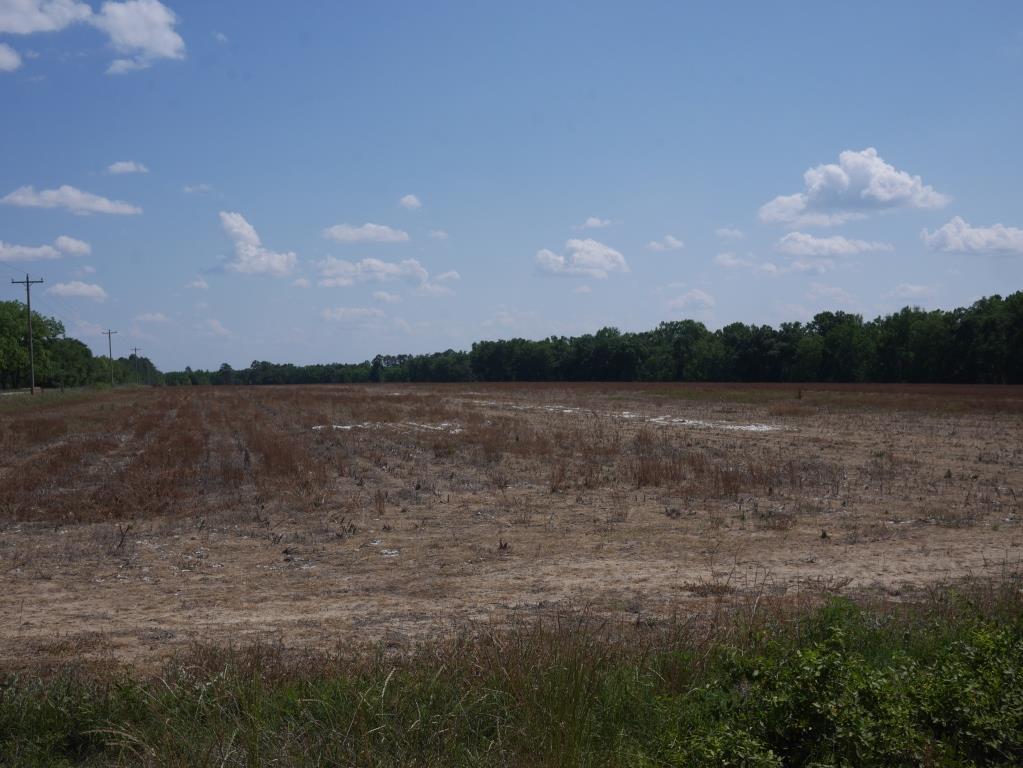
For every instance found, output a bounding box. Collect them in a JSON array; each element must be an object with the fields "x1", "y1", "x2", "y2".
[
  {"x1": 131, "y1": 347, "x2": 141, "y2": 385},
  {"x1": 11, "y1": 274, "x2": 44, "y2": 394},
  {"x1": 102, "y1": 329, "x2": 118, "y2": 388}
]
